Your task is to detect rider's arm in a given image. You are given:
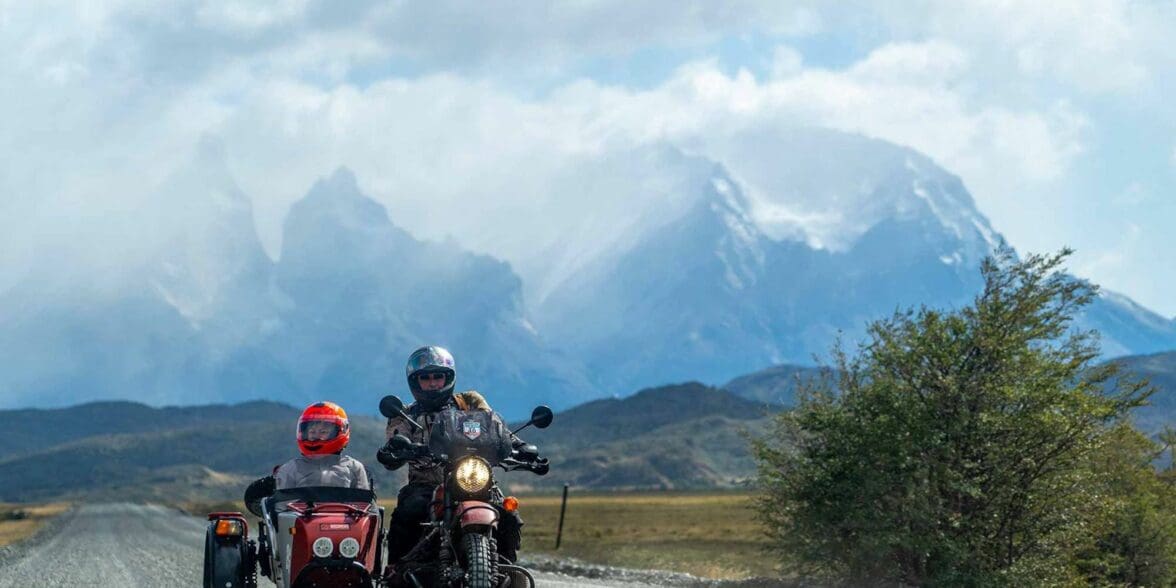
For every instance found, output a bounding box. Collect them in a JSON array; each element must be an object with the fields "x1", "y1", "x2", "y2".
[
  {"x1": 243, "y1": 474, "x2": 277, "y2": 515},
  {"x1": 378, "y1": 415, "x2": 412, "y2": 470}
]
